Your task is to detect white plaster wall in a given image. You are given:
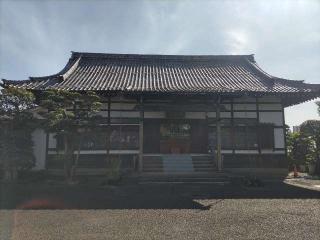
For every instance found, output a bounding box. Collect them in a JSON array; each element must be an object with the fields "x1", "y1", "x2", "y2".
[
  {"x1": 233, "y1": 103, "x2": 257, "y2": 111},
  {"x1": 258, "y1": 96, "x2": 281, "y2": 102},
  {"x1": 49, "y1": 150, "x2": 140, "y2": 155},
  {"x1": 32, "y1": 129, "x2": 47, "y2": 170},
  {"x1": 274, "y1": 128, "x2": 285, "y2": 148},
  {"x1": 111, "y1": 103, "x2": 137, "y2": 110},
  {"x1": 207, "y1": 112, "x2": 216, "y2": 118},
  {"x1": 220, "y1": 112, "x2": 231, "y2": 118},
  {"x1": 221, "y1": 104, "x2": 231, "y2": 110},
  {"x1": 101, "y1": 103, "x2": 109, "y2": 109},
  {"x1": 185, "y1": 112, "x2": 206, "y2": 119},
  {"x1": 110, "y1": 111, "x2": 140, "y2": 118},
  {"x1": 233, "y1": 112, "x2": 257, "y2": 118},
  {"x1": 259, "y1": 104, "x2": 282, "y2": 111},
  {"x1": 93, "y1": 111, "x2": 108, "y2": 117},
  {"x1": 233, "y1": 96, "x2": 256, "y2": 102},
  {"x1": 221, "y1": 150, "x2": 233, "y2": 154},
  {"x1": 259, "y1": 112, "x2": 283, "y2": 126},
  {"x1": 235, "y1": 150, "x2": 259, "y2": 154},
  {"x1": 261, "y1": 149, "x2": 285, "y2": 154},
  {"x1": 144, "y1": 111, "x2": 166, "y2": 118}
]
